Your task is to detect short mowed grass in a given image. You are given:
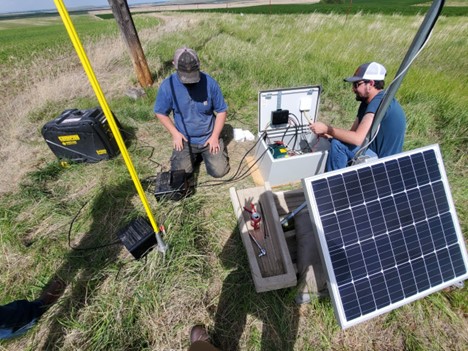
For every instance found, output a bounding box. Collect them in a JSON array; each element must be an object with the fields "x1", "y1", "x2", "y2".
[{"x1": 0, "y1": 2, "x2": 467, "y2": 351}]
